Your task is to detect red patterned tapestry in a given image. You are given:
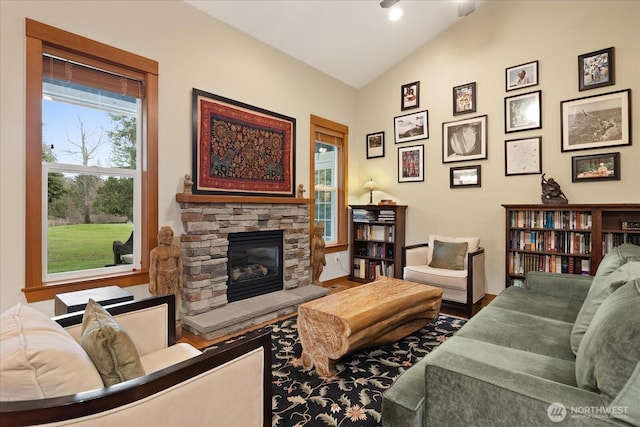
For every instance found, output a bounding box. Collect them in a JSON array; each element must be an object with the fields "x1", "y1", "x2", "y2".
[{"x1": 193, "y1": 89, "x2": 295, "y2": 196}]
